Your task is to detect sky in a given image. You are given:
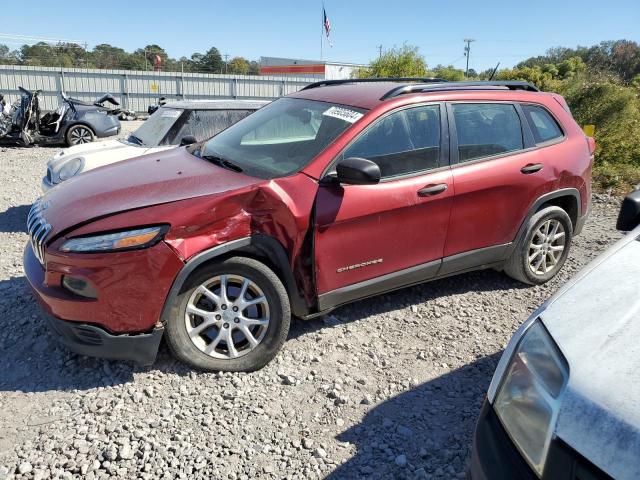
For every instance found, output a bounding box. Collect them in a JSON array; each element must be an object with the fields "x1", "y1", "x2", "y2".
[{"x1": 1, "y1": 0, "x2": 639, "y2": 71}]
